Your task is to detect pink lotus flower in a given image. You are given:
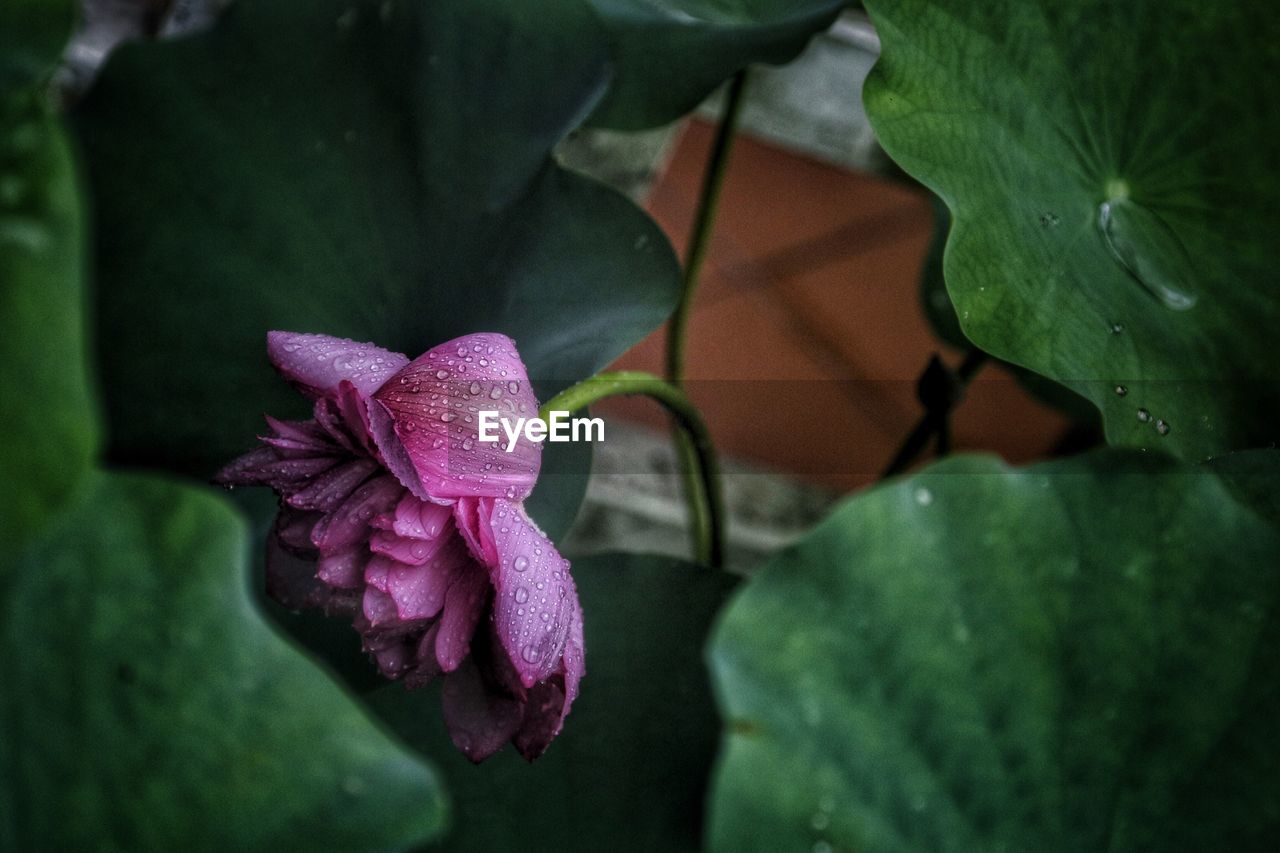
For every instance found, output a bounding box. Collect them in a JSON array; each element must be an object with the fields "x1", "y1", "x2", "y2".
[{"x1": 216, "y1": 331, "x2": 584, "y2": 762}]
